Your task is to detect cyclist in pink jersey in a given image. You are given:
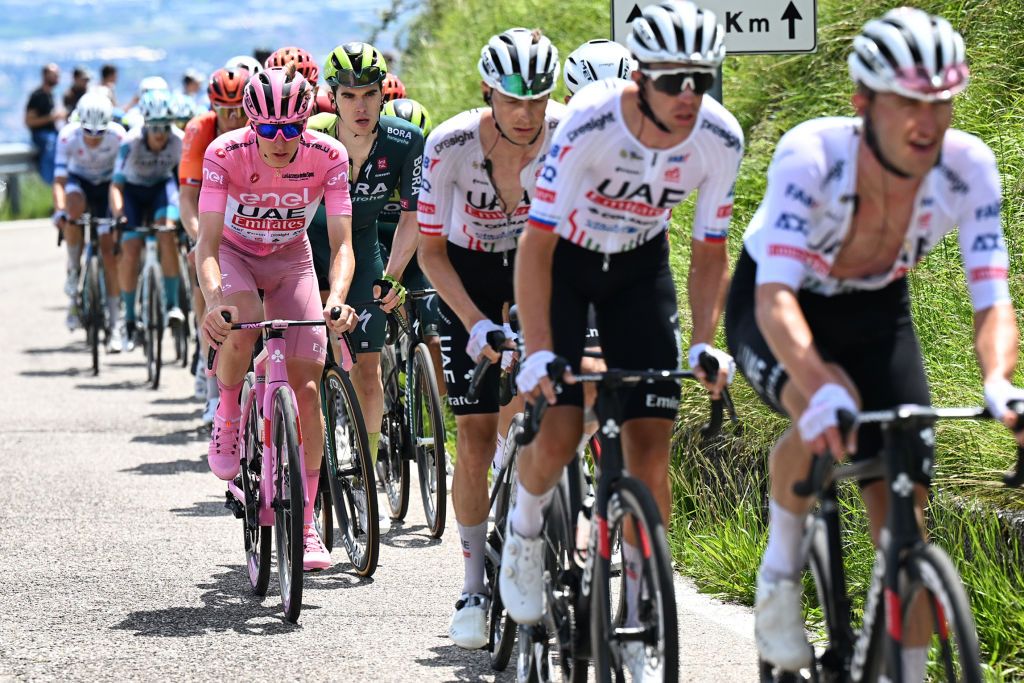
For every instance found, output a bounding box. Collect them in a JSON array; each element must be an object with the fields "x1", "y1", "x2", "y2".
[{"x1": 196, "y1": 65, "x2": 357, "y2": 571}]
